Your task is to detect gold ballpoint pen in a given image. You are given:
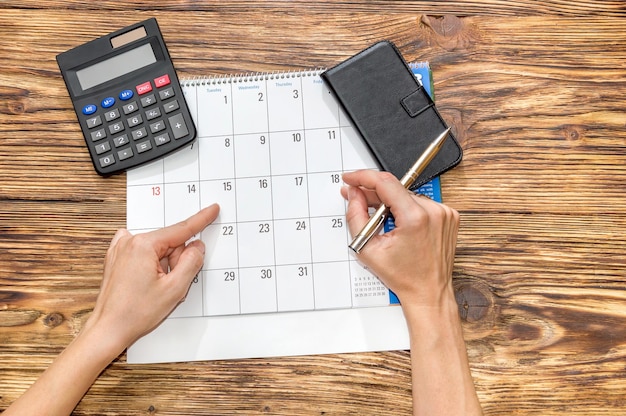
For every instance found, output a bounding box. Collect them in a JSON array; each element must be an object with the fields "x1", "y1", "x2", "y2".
[{"x1": 348, "y1": 128, "x2": 451, "y2": 253}]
